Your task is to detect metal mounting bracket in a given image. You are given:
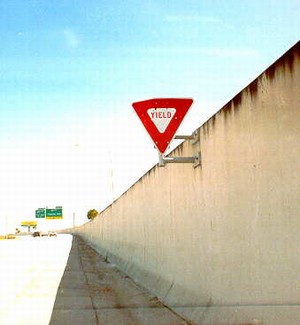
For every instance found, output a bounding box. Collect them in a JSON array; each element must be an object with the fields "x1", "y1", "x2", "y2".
[
  {"x1": 158, "y1": 130, "x2": 201, "y2": 168},
  {"x1": 158, "y1": 151, "x2": 201, "y2": 167}
]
